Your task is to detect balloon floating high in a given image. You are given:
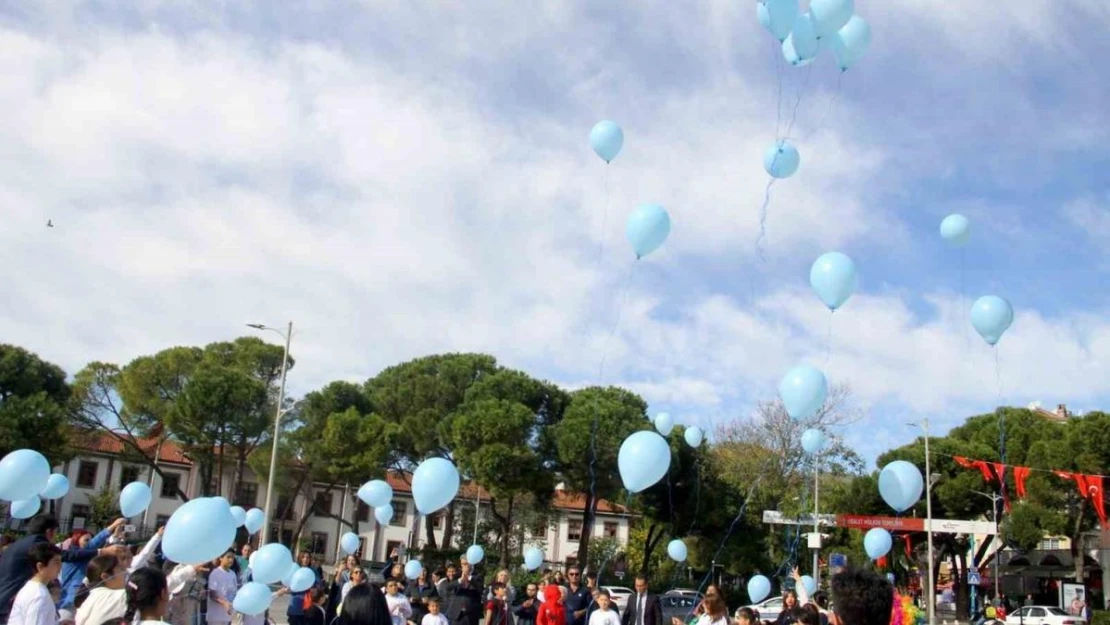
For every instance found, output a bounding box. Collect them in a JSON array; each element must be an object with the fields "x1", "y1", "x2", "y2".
[
  {"x1": 667, "y1": 539, "x2": 688, "y2": 563},
  {"x1": 759, "y1": 0, "x2": 800, "y2": 42},
  {"x1": 0, "y1": 449, "x2": 50, "y2": 502},
  {"x1": 748, "y1": 575, "x2": 772, "y2": 603},
  {"x1": 252, "y1": 544, "x2": 295, "y2": 585},
  {"x1": 940, "y1": 214, "x2": 970, "y2": 246},
  {"x1": 831, "y1": 15, "x2": 871, "y2": 71},
  {"x1": 11, "y1": 496, "x2": 41, "y2": 519},
  {"x1": 289, "y1": 567, "x2": 316, "y2": 593},
  {"x1": 684, "y1": 426, "x2": 704, "y2": 447},
  {"x1": 466, "y1": 545, "x2": 485, "y2": 565},
  {"x1": 120, "y1": 482, "x2": 153, "y2": 518},
  {"x1": 809, "y1": 0, "x2": 854, "y2": 37},
  {"x1": 763, "y1": 141, "x2": 801, "y2": 178},
  {"x1": 163, "y1": 497, "x2": 237, "y2": 565},
  {"x1": 783, "y1": 37, "x2": 819, "y2": 67},
  {"x1": 358, "y1": 479, "x2": 393, "y2": 508},
  {"x1": 878, "y1": 460, "x2": 924, "y2": 513},
  {"x1": 412, "y1": 458, "x2": 460, "y2": 515},
  {"x1": 801, "y1": 428, "x2": 826, "y2": 455},
  {"x1": 626, "y1": 204, "x2": 671, "y2": 259},
  {"x1": 654, "y1": 413, "x2": 674, "y2": 437},
  {"x1": 234, "y1": 582, "x2": 274, "y2": 616},
  {"x1": 39, "y1": 474, "x2": 70, "y2": 500},
  {"x1": 589, "y1": 121, "x2": 624, "y2": 163},
  {"x1": 783, "y1": 13, "x2": 819, "y2": 64},
  {"x1": 341, "y1": 532, "x2": 361, "y2": 555},
  {"x1": 810, "y1": 251, "x2": 858, "y2": 311},
  {"x1": 375, "y1": 504, "x2": 394, "y2": 527},
  {"x1": 618, "y1": 431, "x2": 672, "y2": 493},
  {"x1": 864, "y1": 528, "x2": 892, "y2": 560},
  {"x1": 523, "y1": 547, "x2": 544, "y2": 571},
  {"x1": 779, "y1": 365, "x2": 828, "y2": 421},
  {"x1": 244, "y1": 508, "x2": 265, "y2": 535},
  {"x1": 230, "y1": 506, "x2": 247, "y2": 527},
  {"x1": 971, "y1": 296, "x2": 1014, "y2": 346}
]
